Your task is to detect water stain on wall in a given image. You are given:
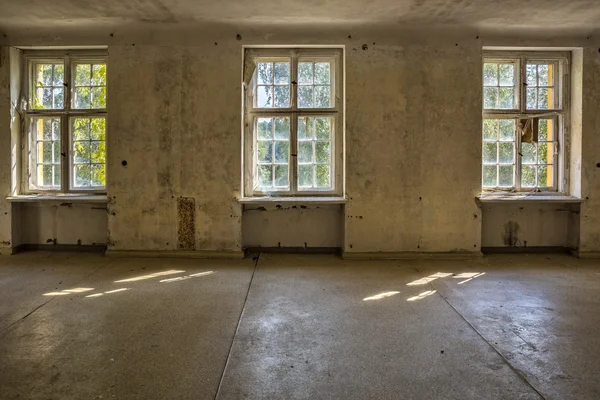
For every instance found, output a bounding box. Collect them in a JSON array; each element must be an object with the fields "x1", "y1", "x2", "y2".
[{"x1": 502, "y1": 221, "x2": 521, "y2": 247}]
